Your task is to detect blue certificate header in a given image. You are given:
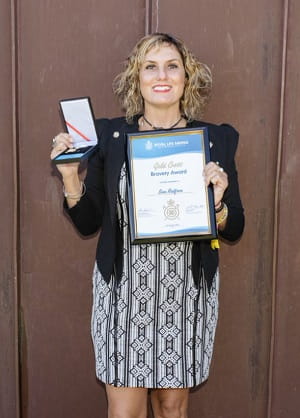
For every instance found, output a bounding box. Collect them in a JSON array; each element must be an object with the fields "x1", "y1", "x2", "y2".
[{"x1": 129, "y1": 130, "x2": 204, "y2": 159}]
